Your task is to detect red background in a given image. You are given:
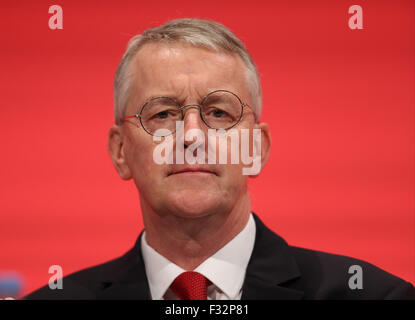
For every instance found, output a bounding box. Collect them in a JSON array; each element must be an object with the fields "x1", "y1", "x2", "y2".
[{"x1": 0, "y1": 0, "x2": 414, "y2": 297}]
